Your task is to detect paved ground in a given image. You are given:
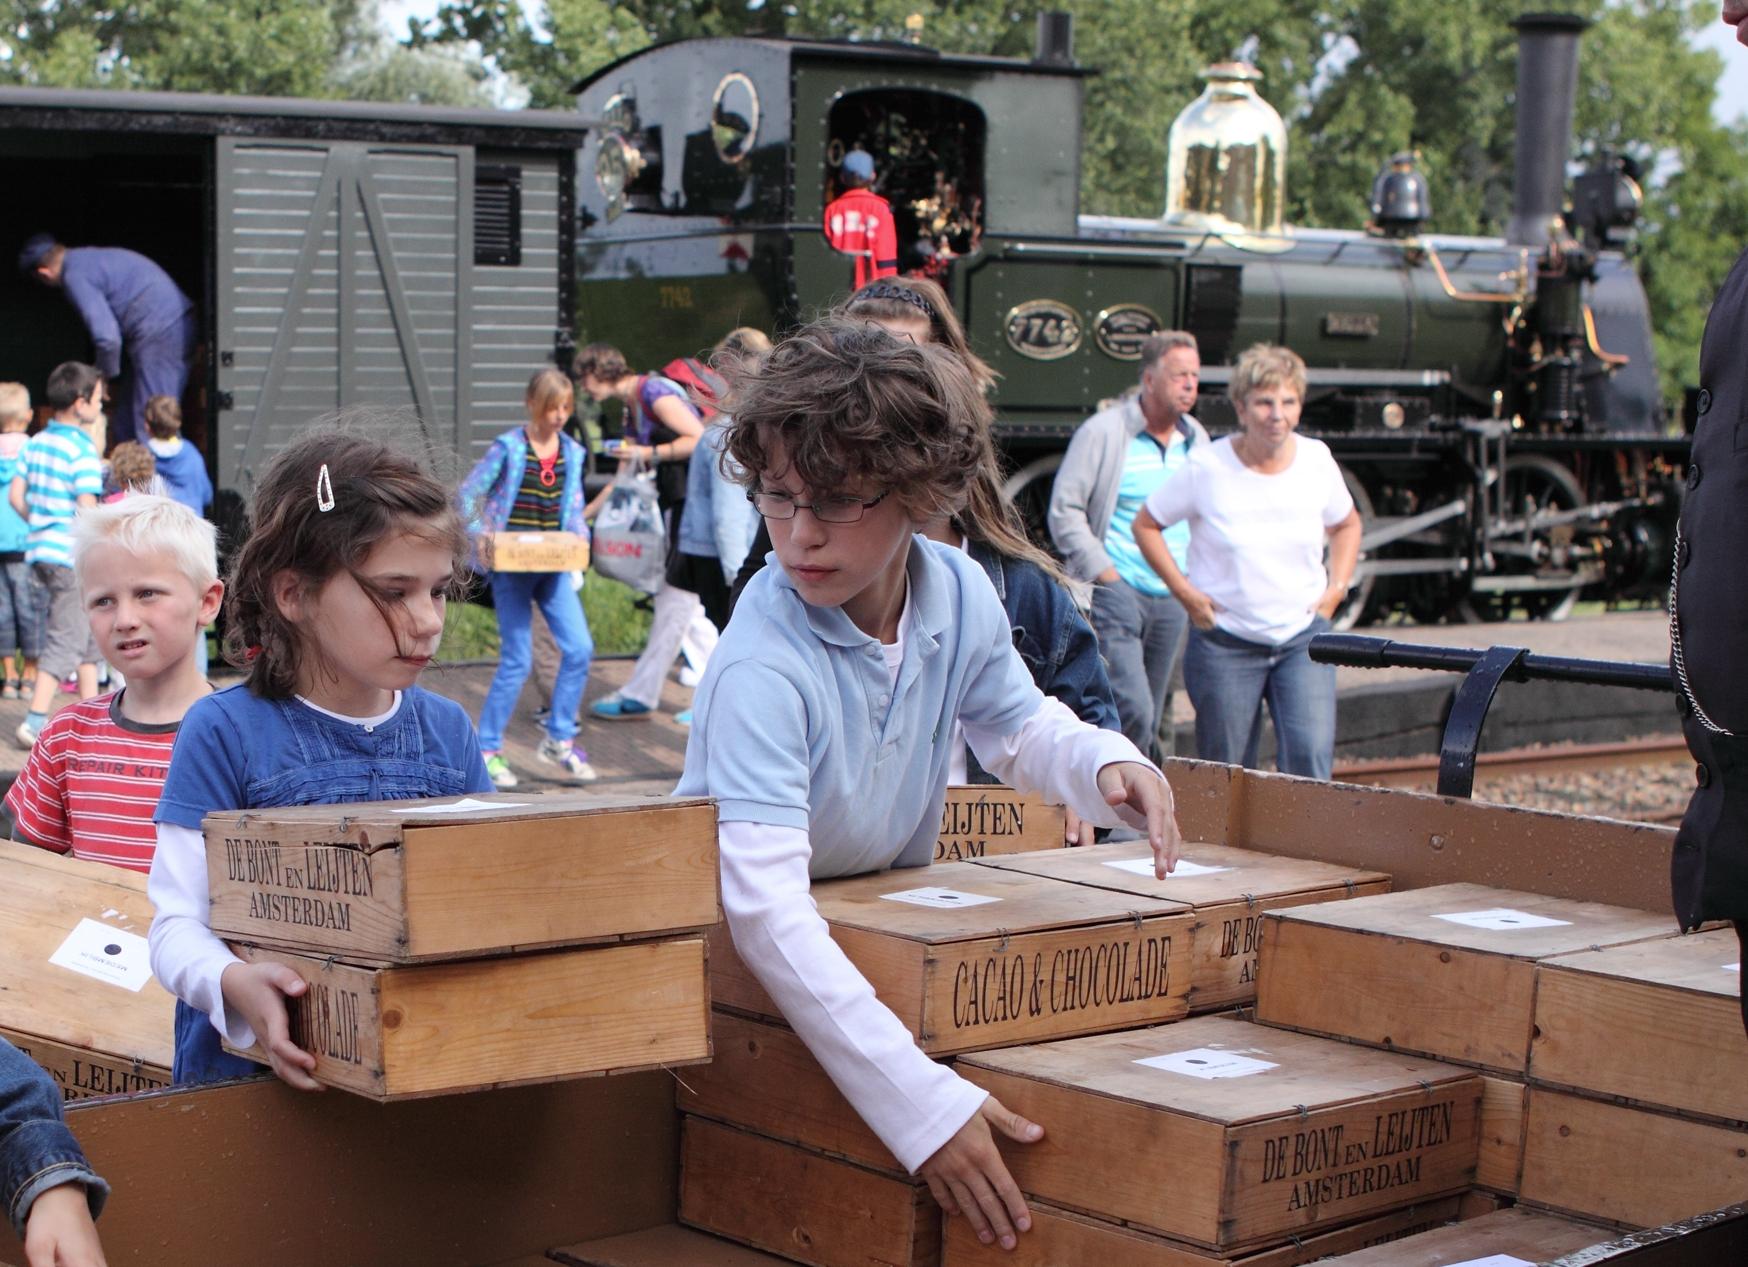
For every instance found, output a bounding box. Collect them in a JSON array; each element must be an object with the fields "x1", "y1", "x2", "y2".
[{"x1": 0, "y1": 609, "x2": 1675, "y2": 788}]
